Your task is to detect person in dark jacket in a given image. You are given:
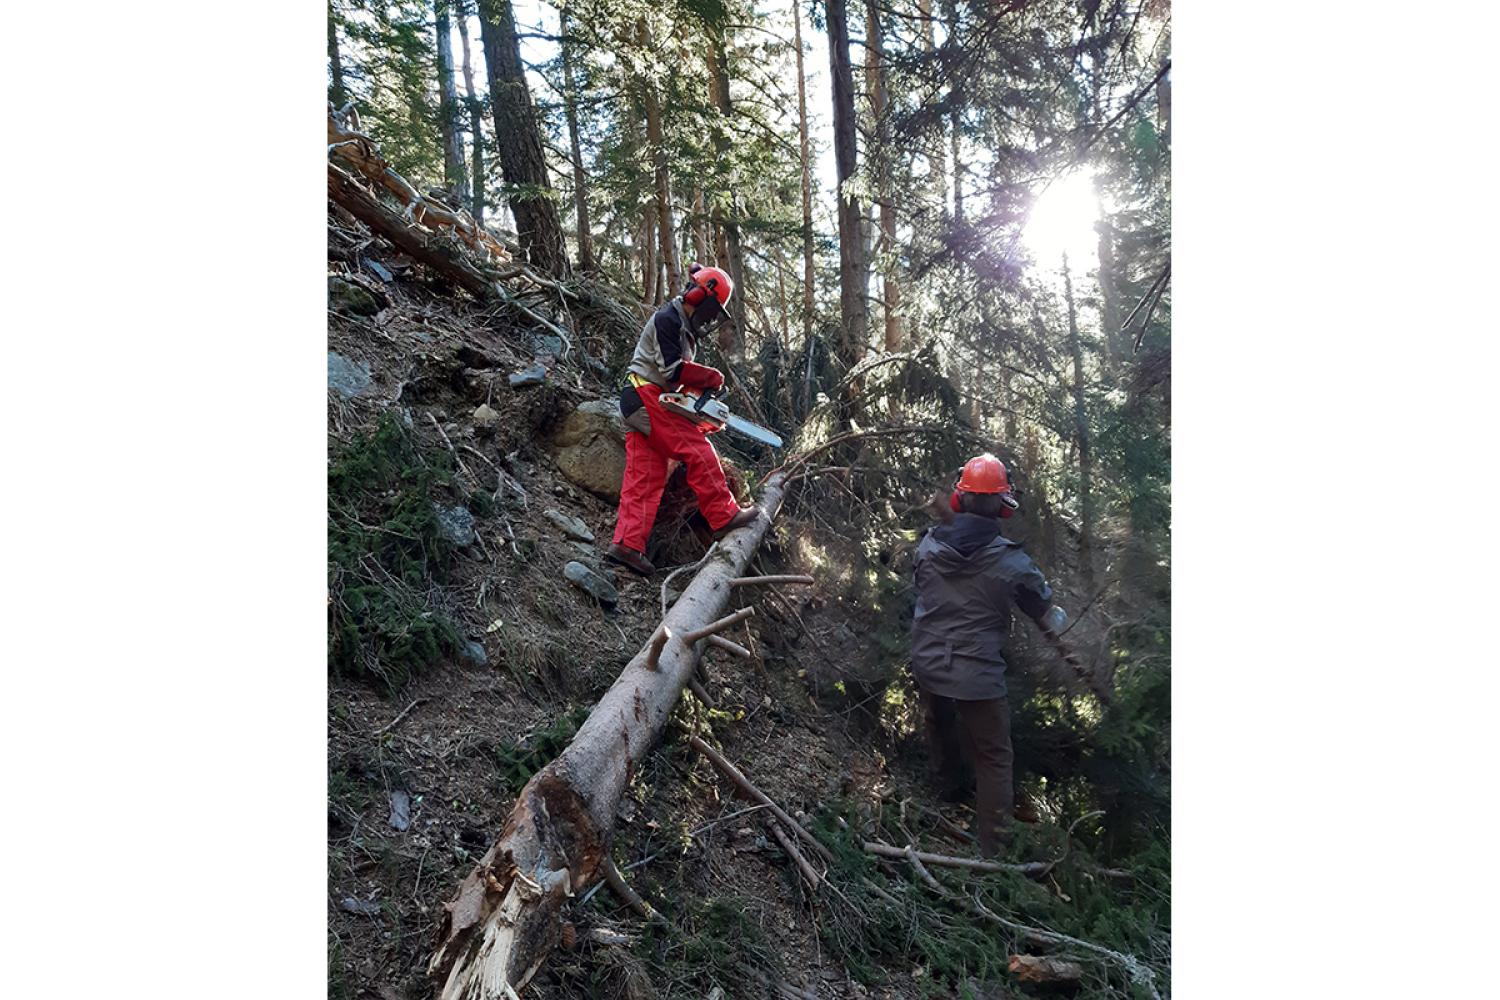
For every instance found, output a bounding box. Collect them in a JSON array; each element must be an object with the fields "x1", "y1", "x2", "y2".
[{"x1": 911, "y1": 453, "x2": 1066, "y2": 856}]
